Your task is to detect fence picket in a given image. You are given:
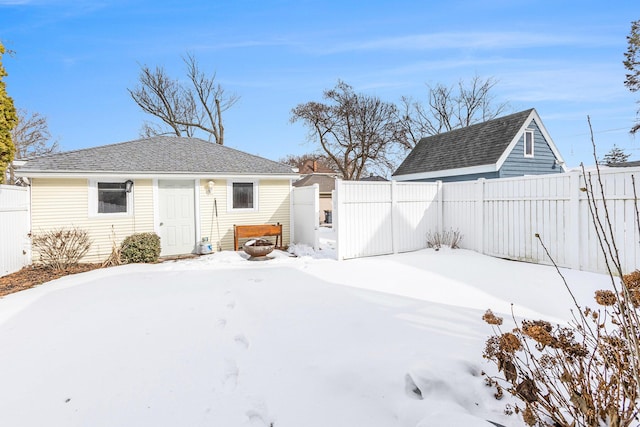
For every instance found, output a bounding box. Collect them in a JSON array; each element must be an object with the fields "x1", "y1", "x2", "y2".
[
  {"x1": 332, "y1": 168, "x2": 640, "y2": 274},
  {"x1": 292, "y1": 185, "x2": 320, "y2": 250},
  {"x1": 0, "y1": 185, "x2": 31, "y2": 276}
]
